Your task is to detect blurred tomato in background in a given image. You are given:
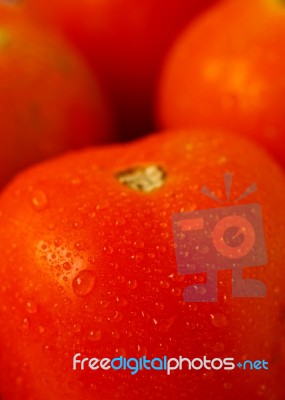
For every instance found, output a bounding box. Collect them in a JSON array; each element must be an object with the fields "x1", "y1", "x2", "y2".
[
  {"x1": 157, "y1": 0, "x2": 285, "y2": 168},
  {"x1": 24, "y1": 0, "x2": 220, "y2": 139},
  {"x1": 0, "y1": 5, "x2": 114, "y2": 188}
]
